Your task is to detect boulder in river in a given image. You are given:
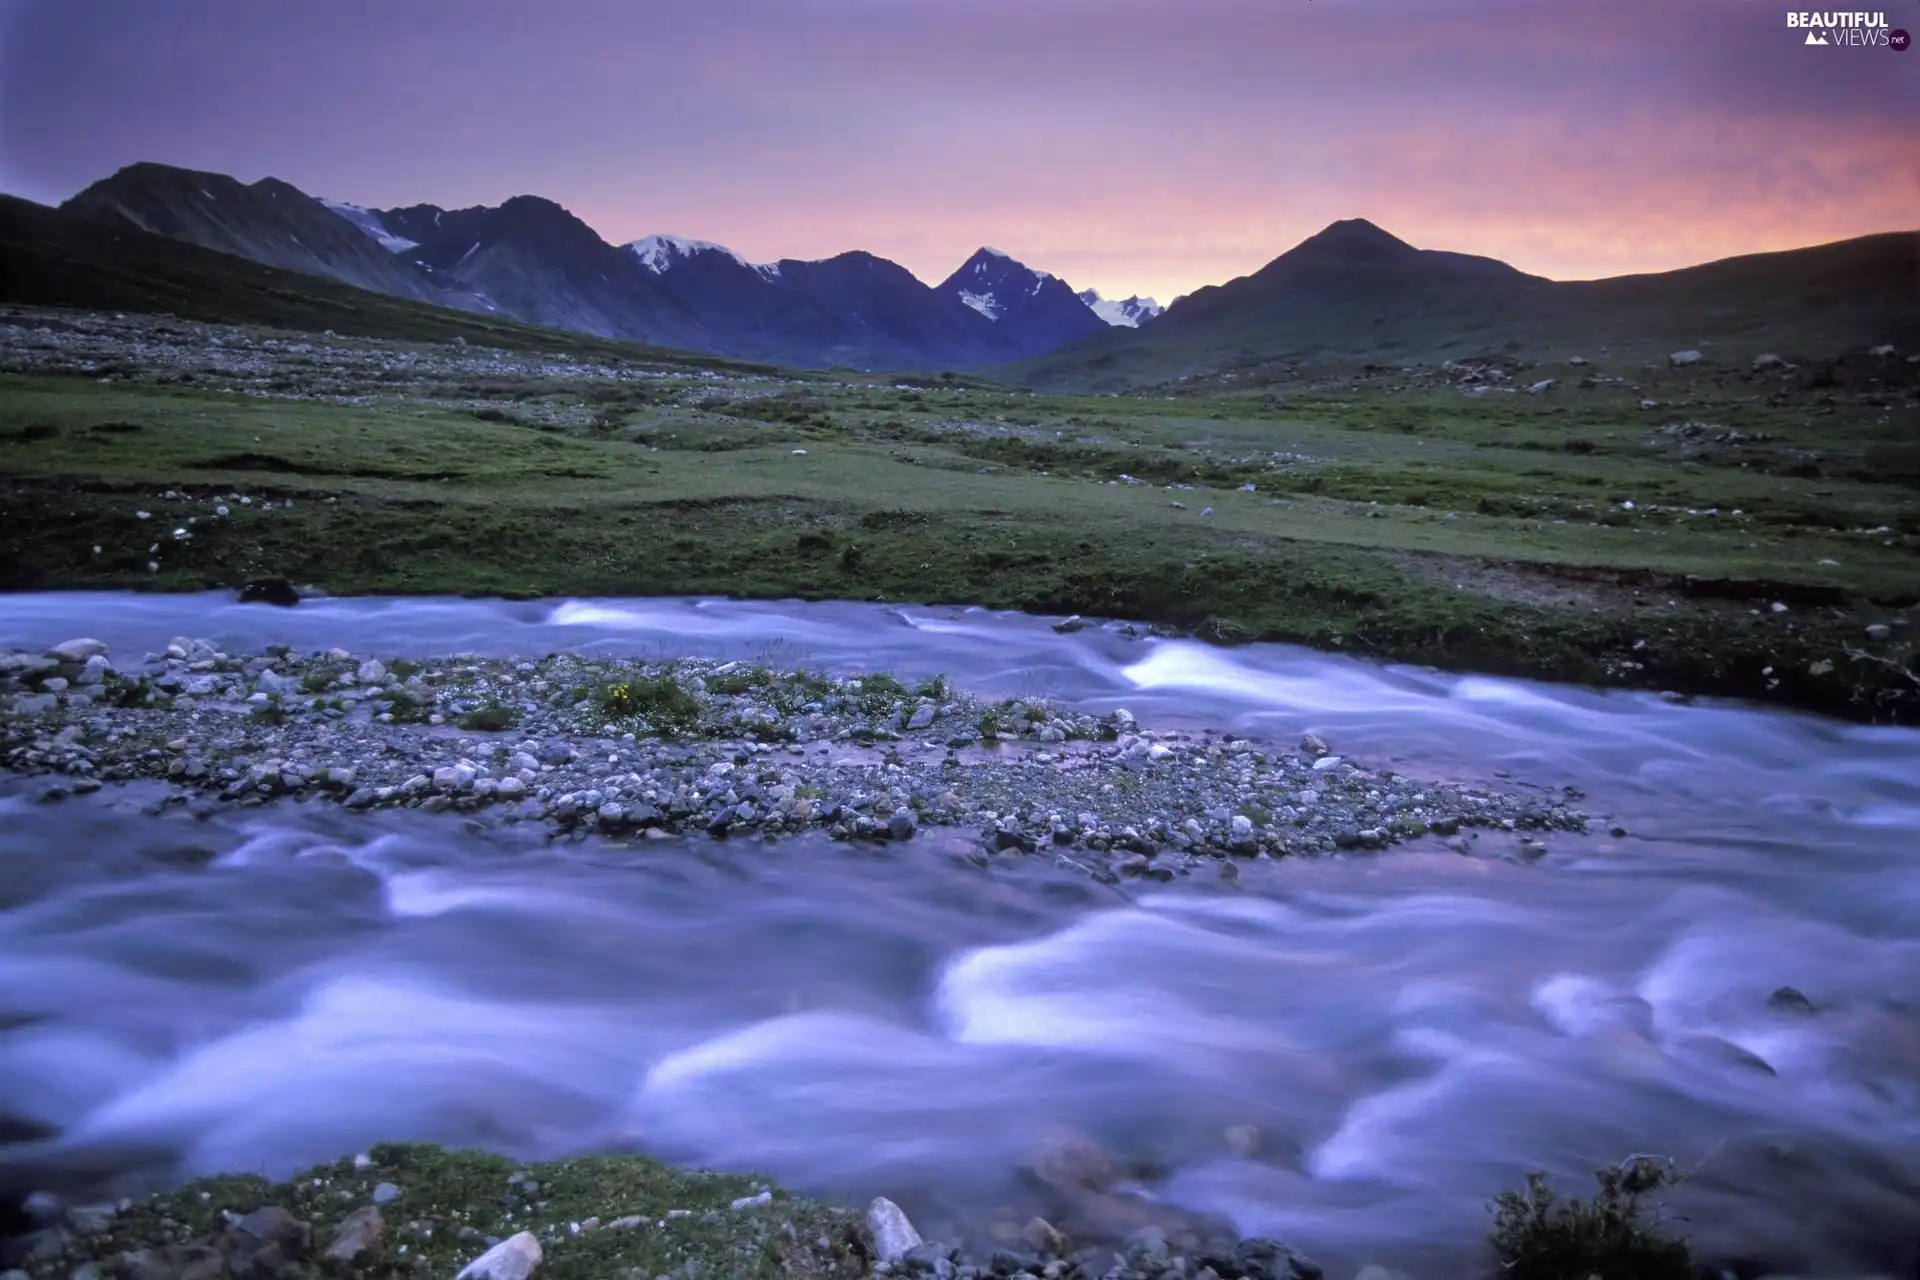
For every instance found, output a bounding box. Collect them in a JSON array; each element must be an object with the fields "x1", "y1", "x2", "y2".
[
  {"x1": 237, "y1": 577, "x2": 301, "y2": 607},
  {"x1": 45, "y1": 638, "x2": 109, "y2": 664}
]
